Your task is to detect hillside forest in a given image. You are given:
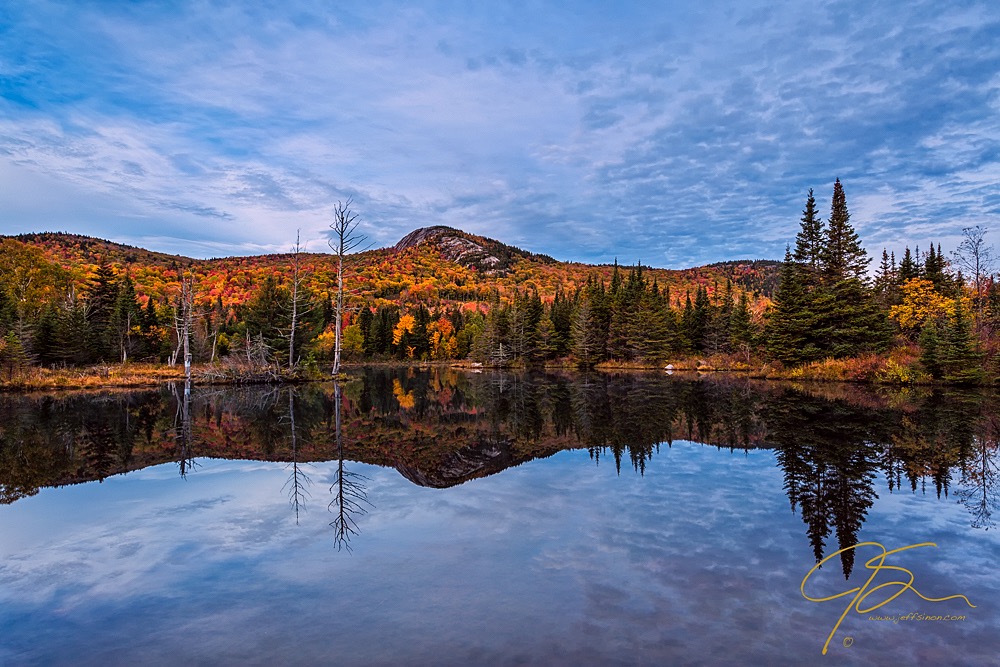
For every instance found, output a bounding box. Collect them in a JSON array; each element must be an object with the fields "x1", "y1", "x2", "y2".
[{"x1": 0, "y1": 179, "x2": 996, "y2": 384}]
